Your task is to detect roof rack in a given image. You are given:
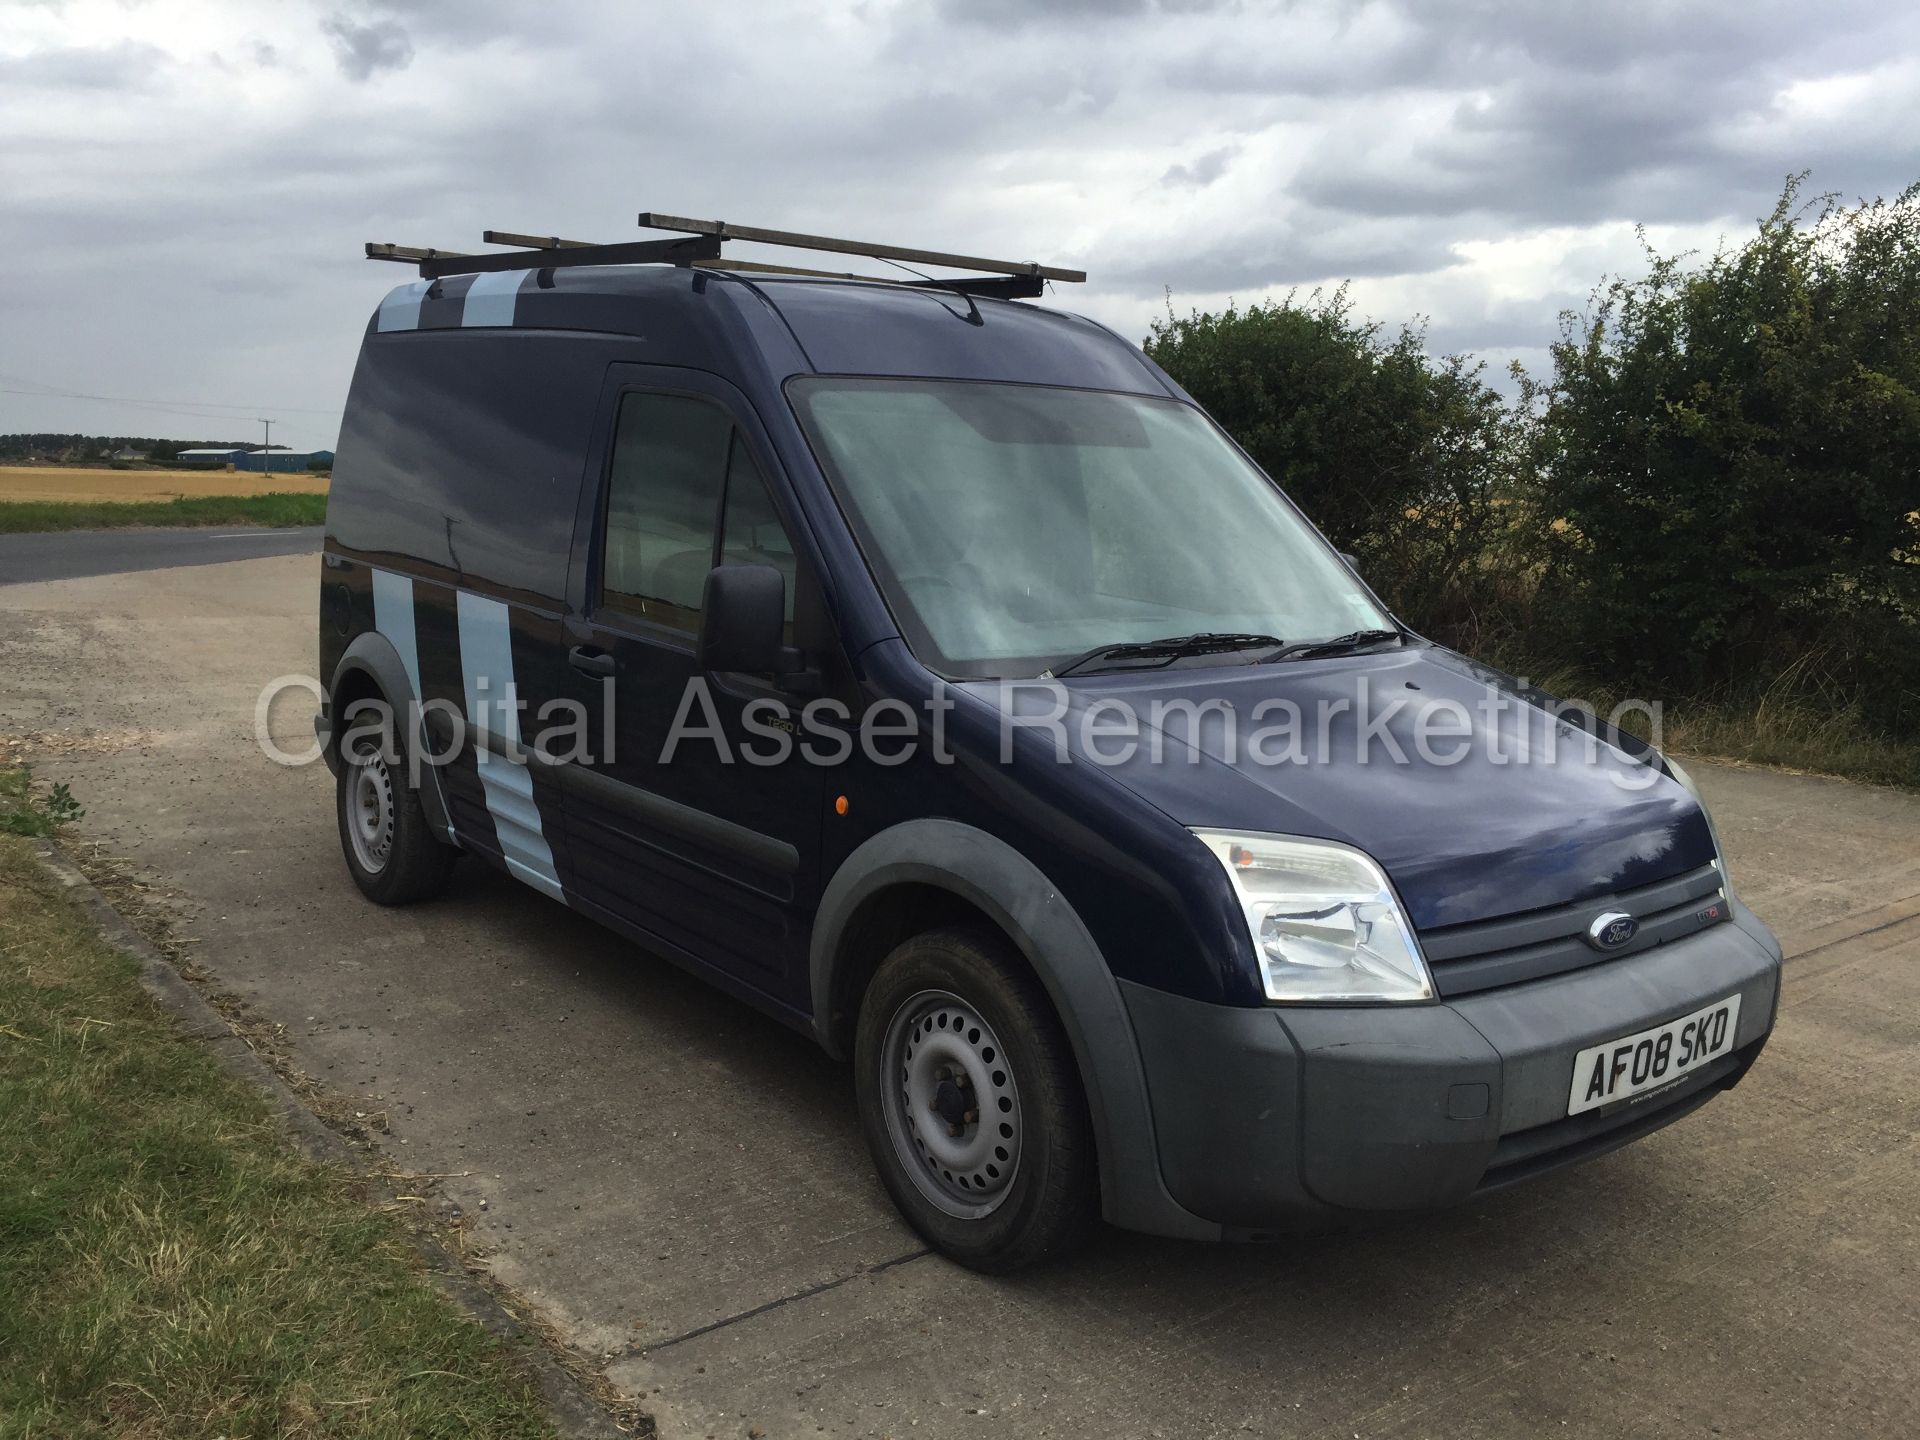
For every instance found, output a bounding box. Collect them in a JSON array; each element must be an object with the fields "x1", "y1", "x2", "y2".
[{"x1": 365, "y1": 213, "x2": 1085, "y2": 299}]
